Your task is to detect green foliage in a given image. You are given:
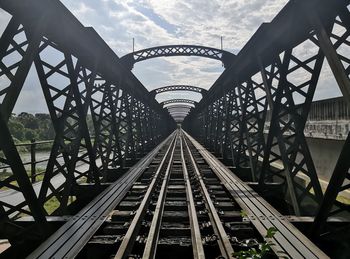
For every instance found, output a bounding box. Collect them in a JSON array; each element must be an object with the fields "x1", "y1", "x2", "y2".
[
  {"x1": 18, "y1": 112, "x2": 39, "y2": 129},
  {"x1": 8, "y1": 112, "x2": 54, "y2": 142},
  {"x1": 24, "y1": 128, "x2": 38, "y2": 140},
  {"x1": 44, "y1": 196, "x2": 60, "y2": 215},
  {"x1": 232, "y1": 227, "x2": 281, "y2": 259},
  {"x1": 240, "y1": 210, "x2": 248, "y2": 218},
  {"x1": 7, "y1": 112, "x2": 95, "y2": 146},
  {"x1": 8, "y1": 119, "x2": 25, "y2": 140},
  {"x1": 266, "y1": 227, "x2": 277, "y2": 238}
]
